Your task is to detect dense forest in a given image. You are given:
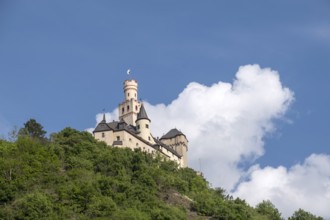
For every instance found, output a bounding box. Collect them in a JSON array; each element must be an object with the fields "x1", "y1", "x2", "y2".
[{"x1": 0, "y1": 119, "x2": 324, "y2": 219}]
